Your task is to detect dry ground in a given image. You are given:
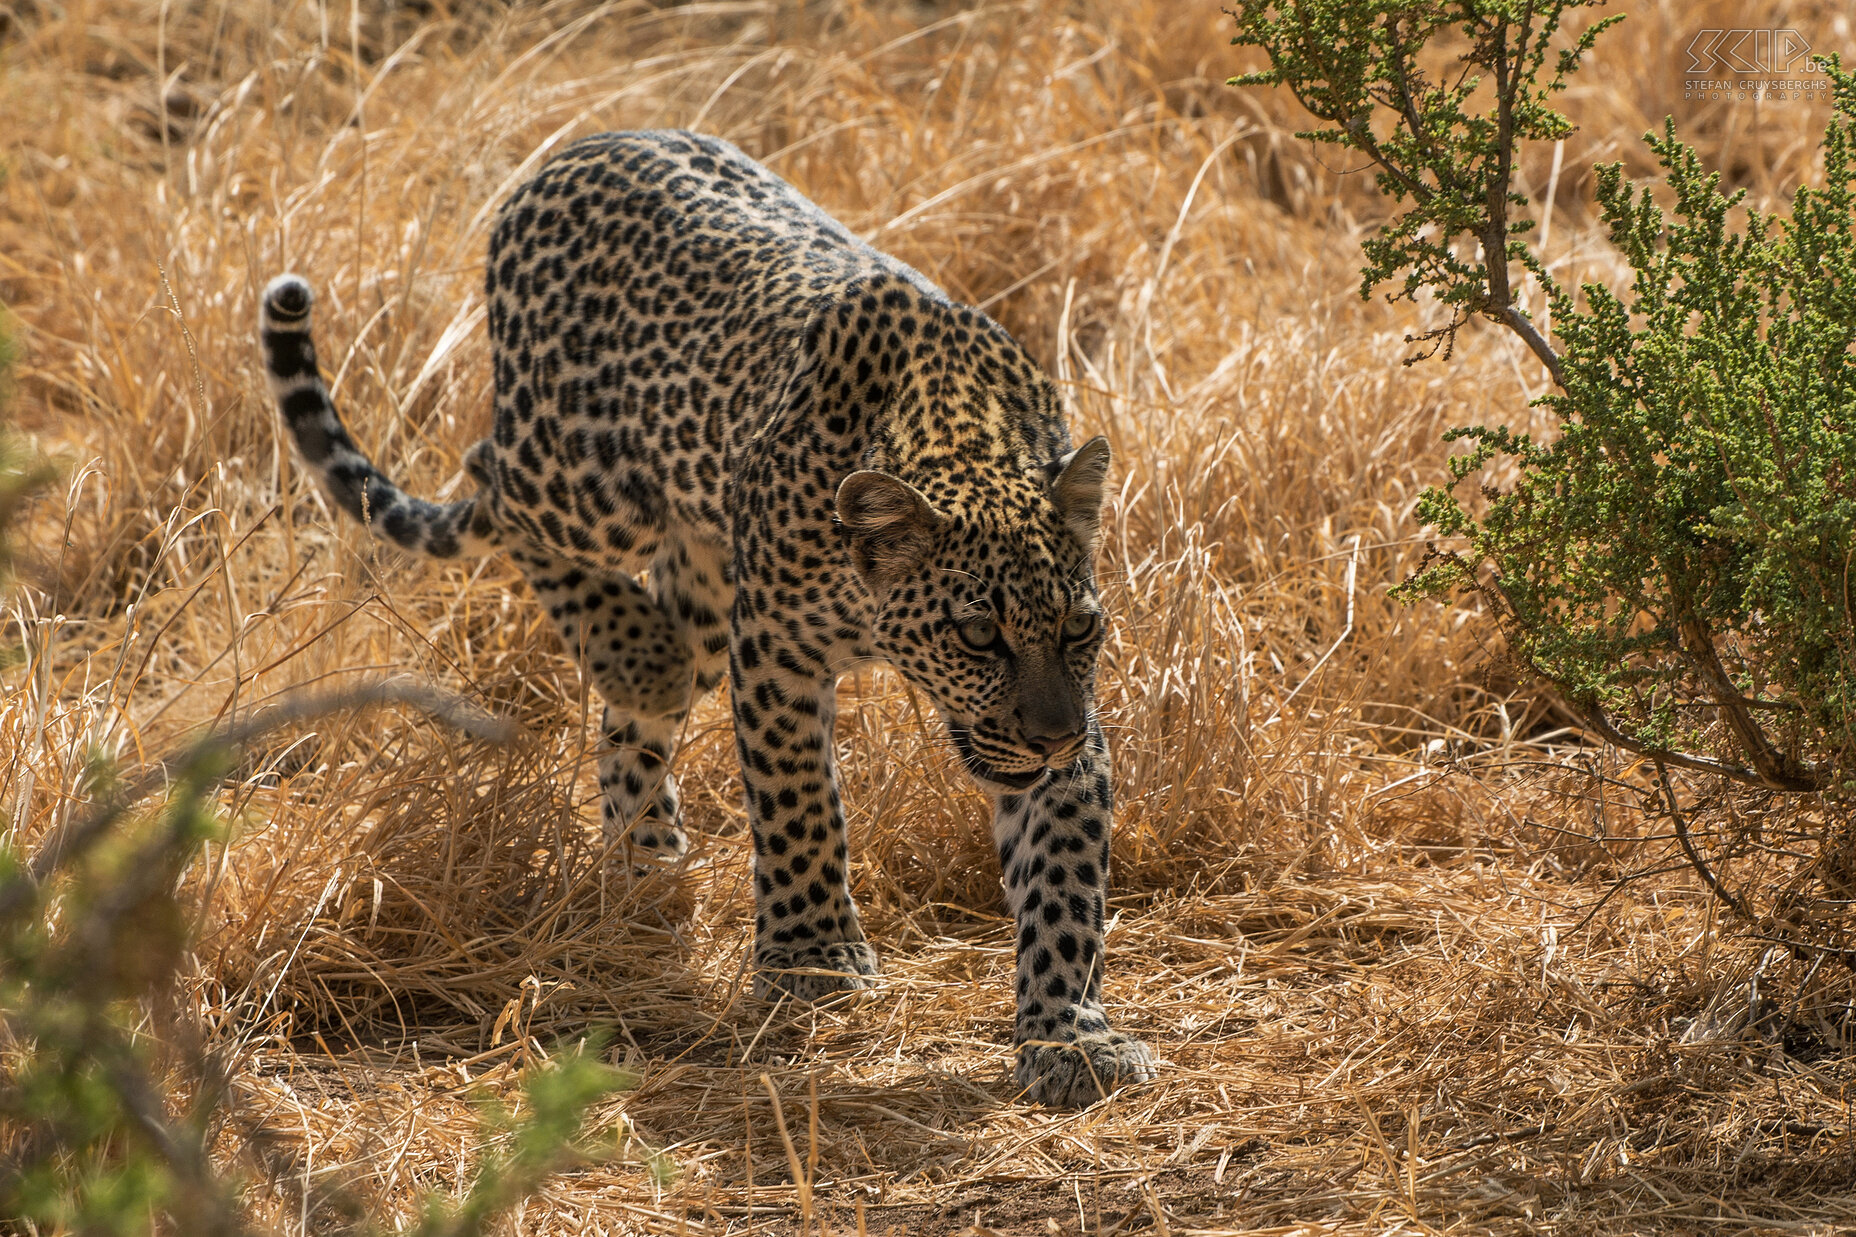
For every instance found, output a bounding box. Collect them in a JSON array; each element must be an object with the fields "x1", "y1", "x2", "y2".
[{"x1": 6, "y1": 0, "x2": 1856, "y2": 1232}]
